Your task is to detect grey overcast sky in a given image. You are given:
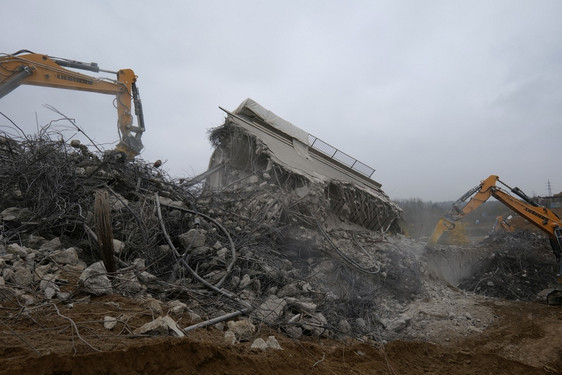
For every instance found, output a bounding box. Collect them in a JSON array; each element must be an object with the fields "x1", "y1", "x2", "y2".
[{"x1": 1, "y1": 1, "x2": 561, "y2": 201}]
